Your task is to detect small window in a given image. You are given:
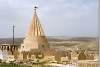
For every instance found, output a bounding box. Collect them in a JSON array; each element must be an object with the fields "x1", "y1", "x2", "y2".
[{"x1": 42, "y1": 45, "x2": 44, "y2": 48}]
